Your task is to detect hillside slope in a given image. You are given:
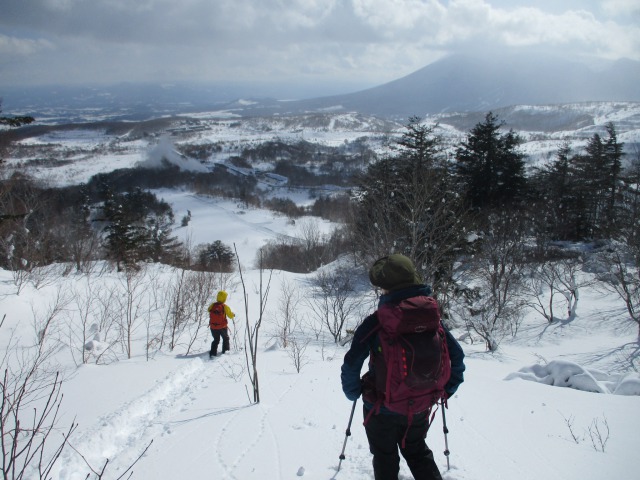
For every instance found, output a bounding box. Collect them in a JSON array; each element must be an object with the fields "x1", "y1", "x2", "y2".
[{"x1": 0, "y1": 197, "x2": 637, "y2": 480}]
